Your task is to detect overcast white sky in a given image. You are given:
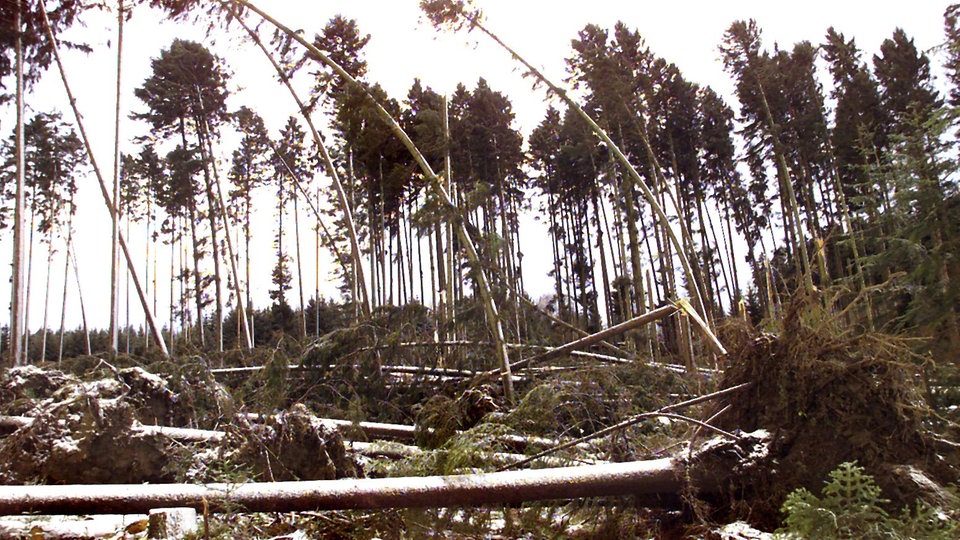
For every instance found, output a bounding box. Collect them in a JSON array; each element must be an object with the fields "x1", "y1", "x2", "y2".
[{"x1": 1, "y1": 0, "x2": 954, "y2": 334}]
